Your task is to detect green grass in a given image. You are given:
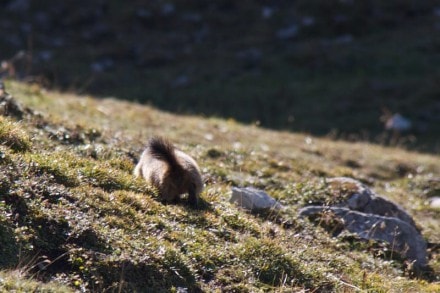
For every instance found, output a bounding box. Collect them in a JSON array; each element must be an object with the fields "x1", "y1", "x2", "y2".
[
  {"x1": 1, "y1": 1, "x2": 440, "y2": 291},
  {"x1": 0, "y1": 80, "x2": 438, "y2": 292}
]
